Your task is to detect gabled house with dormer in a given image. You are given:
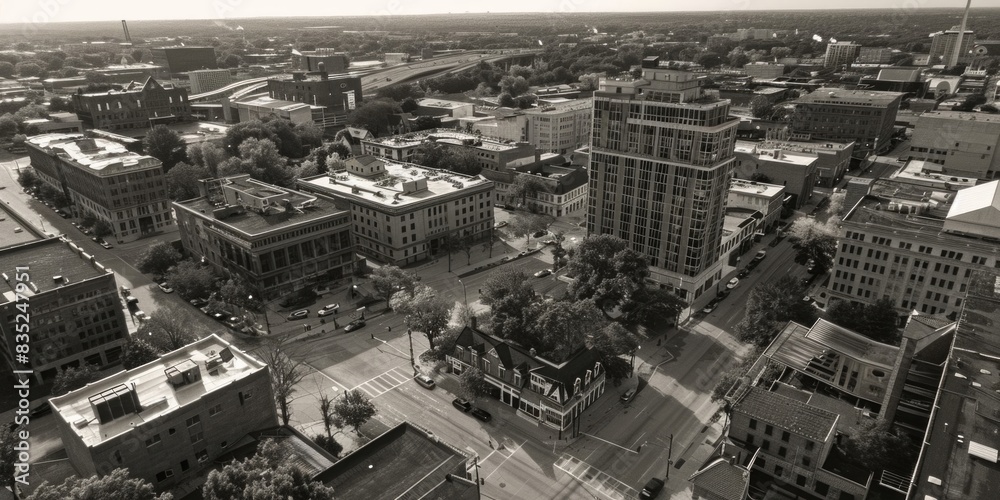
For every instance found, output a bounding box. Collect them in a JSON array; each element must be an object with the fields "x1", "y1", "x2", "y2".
[{"x1": 447, "y1": 326, "x2": 606, "y2": 437}]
